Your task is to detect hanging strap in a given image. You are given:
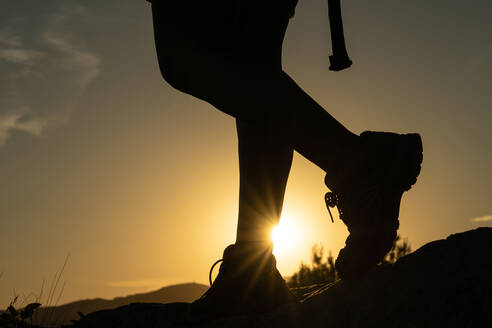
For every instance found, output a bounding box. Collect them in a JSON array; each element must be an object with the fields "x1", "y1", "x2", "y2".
[{"x1": 327, "y1": 0, "x2": 352, "y2": 71}]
